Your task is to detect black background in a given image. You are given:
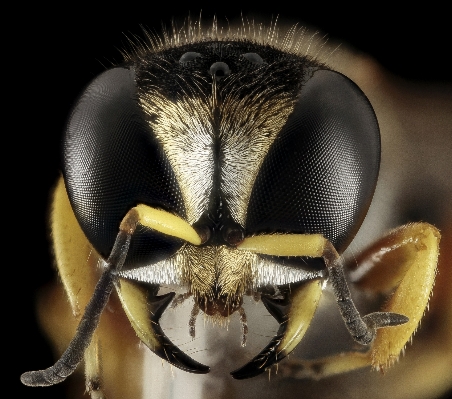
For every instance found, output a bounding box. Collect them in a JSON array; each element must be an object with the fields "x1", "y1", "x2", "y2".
[{"x1": 11, "y1": 4, "x2": 450, "y2": 399}]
